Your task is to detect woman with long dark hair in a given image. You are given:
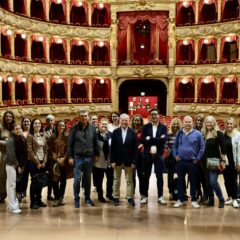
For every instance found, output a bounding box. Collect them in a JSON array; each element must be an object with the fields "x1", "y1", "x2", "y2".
[
  {"x1": 0, "y1": 110, "x2": 16, "y2": 203},
  {"x1": 49, "y1": 120, "x2": 68, "y2": 207},
  {"x1": 27, "y1": 118, "x2": 48, "y2": 209}
]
